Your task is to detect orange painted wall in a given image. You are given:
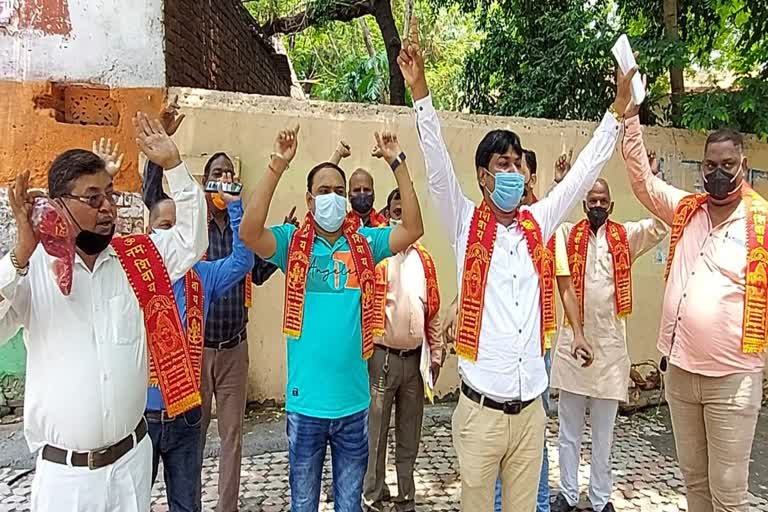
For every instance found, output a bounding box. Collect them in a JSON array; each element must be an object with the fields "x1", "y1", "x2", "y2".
[{"x1": 0, "y1": 80, "x2": 164, "y2": 192}]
